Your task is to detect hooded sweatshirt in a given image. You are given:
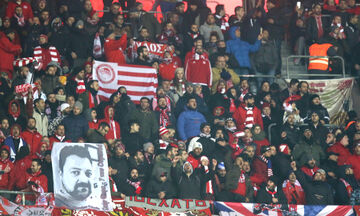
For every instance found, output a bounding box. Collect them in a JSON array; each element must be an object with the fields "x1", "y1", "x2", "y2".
[{"x1": 99, "y1": 105, "x2": 121, "y2": 140}]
